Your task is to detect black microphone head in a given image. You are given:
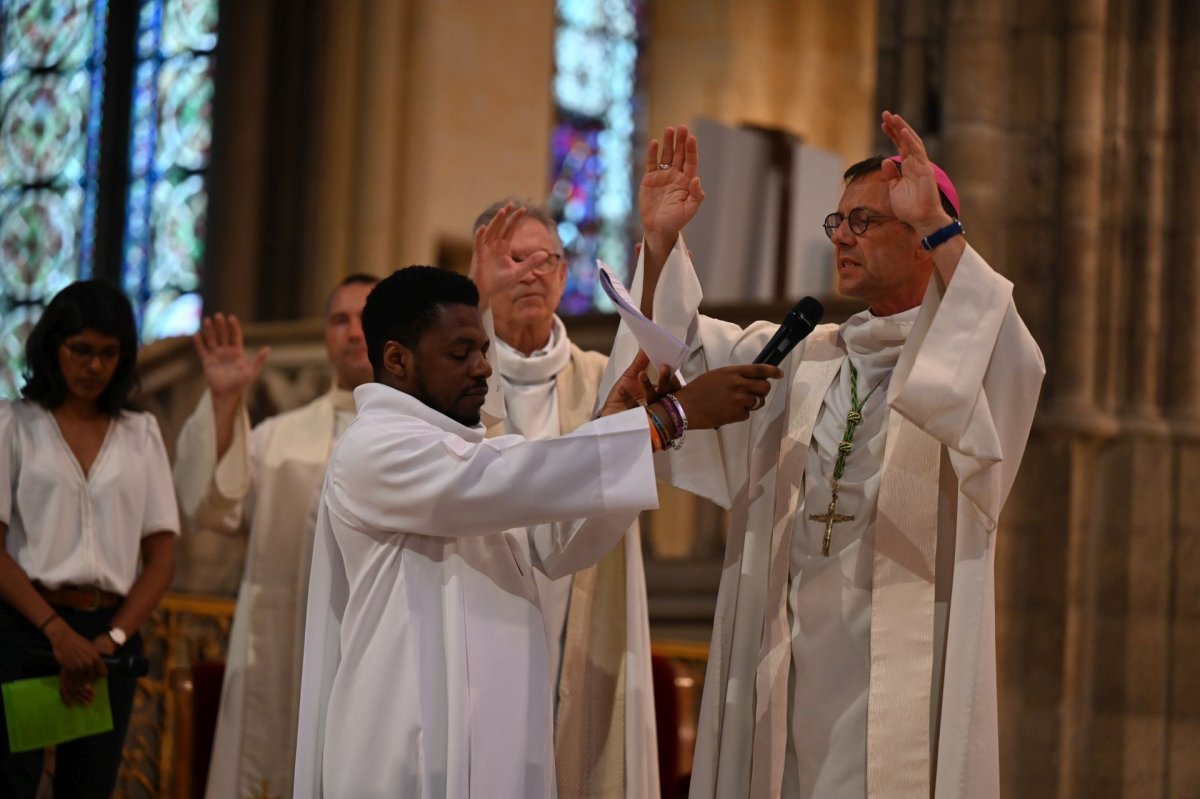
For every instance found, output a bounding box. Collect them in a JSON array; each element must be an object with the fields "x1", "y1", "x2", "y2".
[
  {"x1": 789, "y1": 296, "x2": 823, "y2": 329},
  {"x1": 752, "y1": 296, "x2": 825, "y2": 366}
]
